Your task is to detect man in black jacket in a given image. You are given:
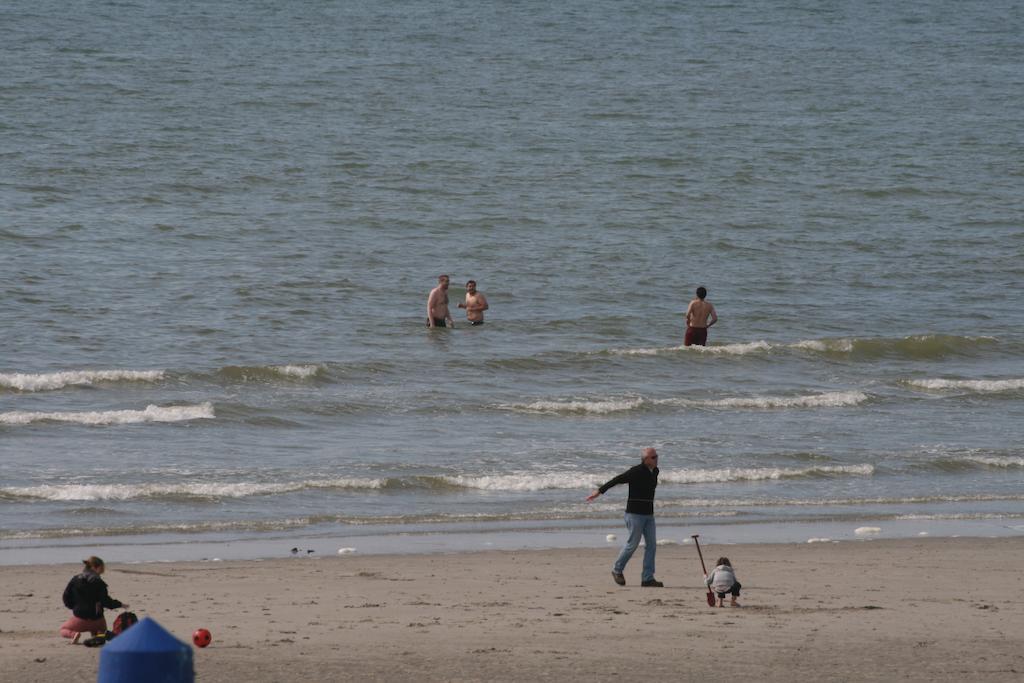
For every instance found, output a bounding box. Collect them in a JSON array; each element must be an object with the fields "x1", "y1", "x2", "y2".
[{"x1": 586, "y1": 447, "x2": 663, "y2": 587}]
